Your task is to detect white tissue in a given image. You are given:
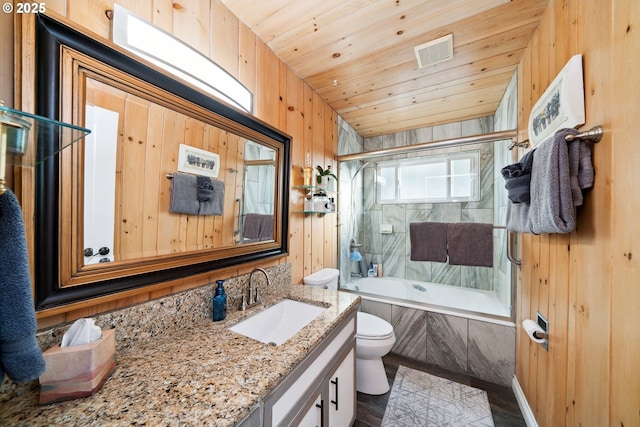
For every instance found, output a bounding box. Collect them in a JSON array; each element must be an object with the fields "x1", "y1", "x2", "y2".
[
  {"x1": 522, "y1": 319, "x2": 547, "y2": 344},
  {"x1": 61, "y1": 318, "x2": 102, "y2": 347}
]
